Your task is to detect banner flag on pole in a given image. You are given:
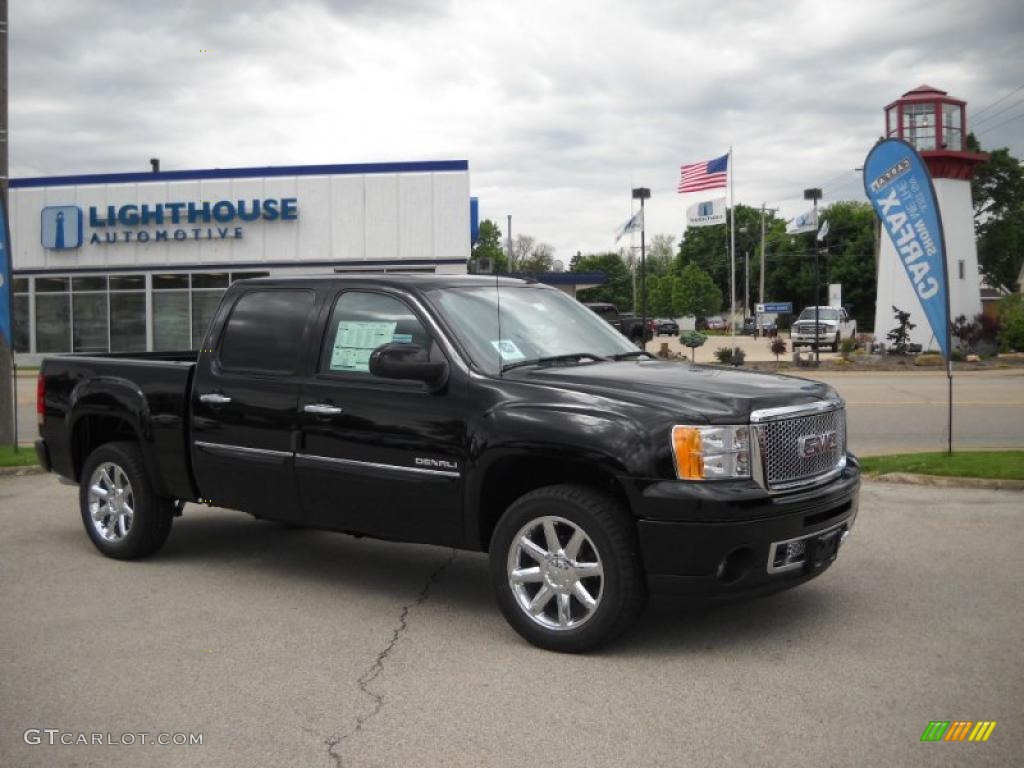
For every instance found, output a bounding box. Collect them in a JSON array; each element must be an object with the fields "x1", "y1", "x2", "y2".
[
  {"x1": 785, "y1": 209, "x2": 817, "y2": 234},
  {"x1": 0, "y1": 199, "x2": 12, "y2": 348},
  {"x1": 614, "y1": 209, "x2": 643, "y2": 242},
  {"x1": 686, "y1": 197, "x2": 727, "y2": 227},
  {"x1": 862, "y1": 138, "x2": 951, "y2": 360},
  {"x1": 678, "y1": 154, "x2": 729, "y2": 193},
  {"x1": 817, "y1": 219, "x2": 830, "y2": 241}
]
